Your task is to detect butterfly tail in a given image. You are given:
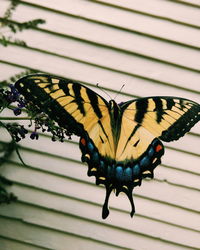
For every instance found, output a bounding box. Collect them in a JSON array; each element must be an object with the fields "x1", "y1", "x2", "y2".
[{"x1": 102, "y1": 184, "x2": 113, "y2": 219}]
